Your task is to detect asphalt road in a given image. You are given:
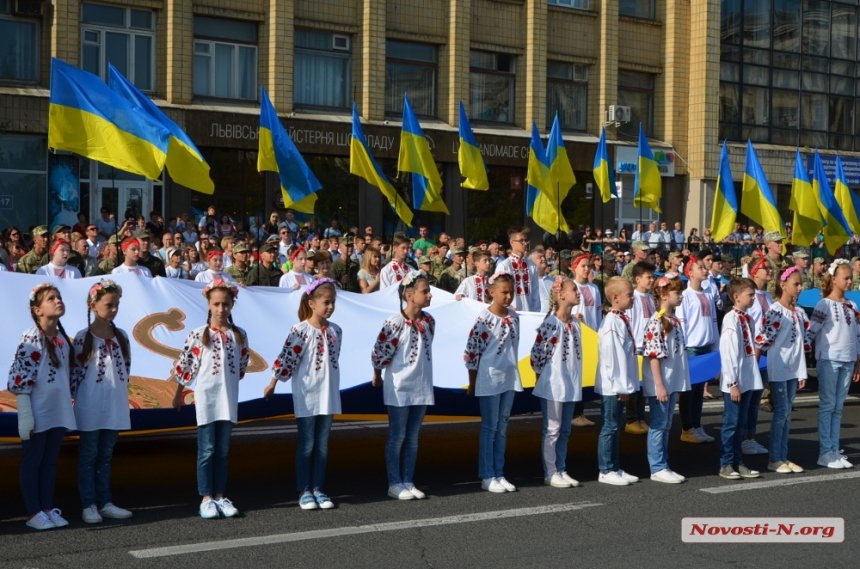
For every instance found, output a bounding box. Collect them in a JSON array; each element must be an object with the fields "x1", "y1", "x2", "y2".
[{"x1": 1, "y1": 394, "x2": 858, "y2": 569}]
